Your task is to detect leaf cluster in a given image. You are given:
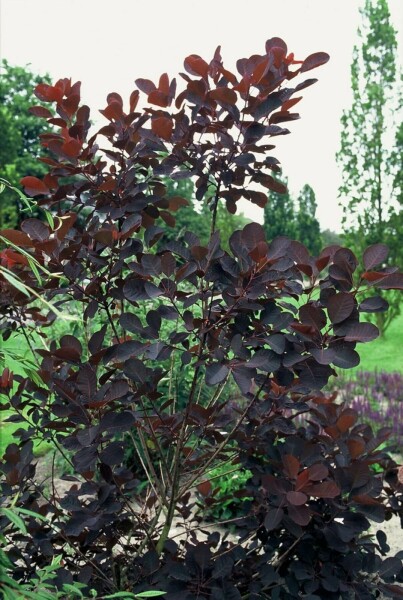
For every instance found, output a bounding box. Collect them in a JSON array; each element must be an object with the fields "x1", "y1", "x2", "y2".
[{"x1": 0, "y1": 39, "x2": 403, "y2": 599}]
